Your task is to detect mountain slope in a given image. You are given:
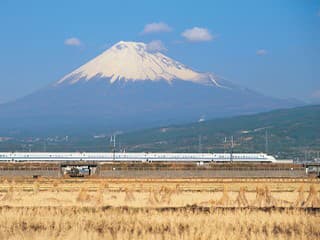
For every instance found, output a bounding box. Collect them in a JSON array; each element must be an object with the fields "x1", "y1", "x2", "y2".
[
  {"x1": 56, "y1": 41, "x2": 220, "y2": 86},
  {"x1": 0, "y1": 41, "x2": 302, "y2": 135},
  {"x1": 117, "y1": 105, "x2": 320, "y2": 159},
  {"x1": 0, "y1": 105, "x2": 317, "y2": 160}
]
